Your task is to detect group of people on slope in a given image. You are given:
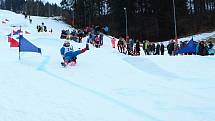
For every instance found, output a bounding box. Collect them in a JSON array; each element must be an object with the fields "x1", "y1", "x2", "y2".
[
  {"x1": 114, "y1": 36, "x2": 215, "y2": 56},
  {"x1": 60, "y1": 25, "x2": 108, "y2": 67},
  {"x1": 60, "y1": 29, "x2": 85, "y2": 43},
  {"x1": 116, "y1": 37, "x2": 165, "y2": 56},
  {"x1": 142, "y1": 41, "x2": 165, "y2": 55},
  {"x1": 87, "y1": 32, "x2": 104, "y2": 48},
  {"x1": 167, "y1": 40, "x2": 215, "y2": 56},
  {"x1": 60, "y1": 25, "x2": 107, "y2": 45},
  {"x1": 86, "y1": 25, "x2": 106, "y2": 48},
  {"x1": 24, "y1": 13, "x2": 32, "y2": 24},
  {"x1": 36, "y1": 22, "x2": 53, "y2": 33}
]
